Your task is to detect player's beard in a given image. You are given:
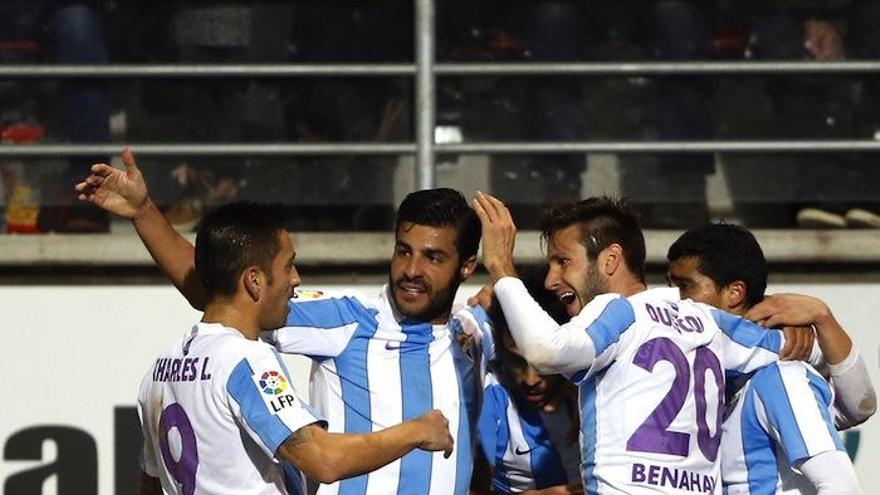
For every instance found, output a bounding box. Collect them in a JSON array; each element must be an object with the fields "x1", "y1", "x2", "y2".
[
  {"x1": 578, "y1": 261, "x2": 609, "y2": 309},
  {"x1": 389, "y1": 273, "x2": 461, "y2": 323}
]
